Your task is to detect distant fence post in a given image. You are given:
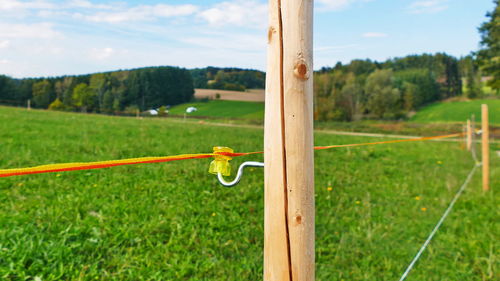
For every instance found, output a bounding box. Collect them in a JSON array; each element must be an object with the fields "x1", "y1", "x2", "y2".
[
  {"x1": 27, "y1": 99, "x2": 31, "y2": 110},
  {"x1": 466, "y1": 119, "x2": 472, "y2": 151},
  {"x1": 481, "y1": 104, "x2": 489, "y2": 191},
  {"x1": 264, "y1": 0, "x2": 315, "y2": 280}
]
